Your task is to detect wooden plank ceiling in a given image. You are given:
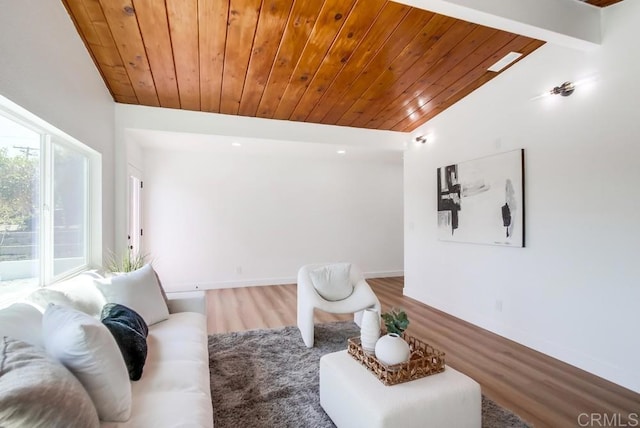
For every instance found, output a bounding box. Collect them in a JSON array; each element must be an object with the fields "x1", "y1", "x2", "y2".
[
  {"x1": 586, "y1": 0, "x2": 624, "y2": 6},
  {"x1": 60, "y1": 0, "x2": 554, "y2": 132}
]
